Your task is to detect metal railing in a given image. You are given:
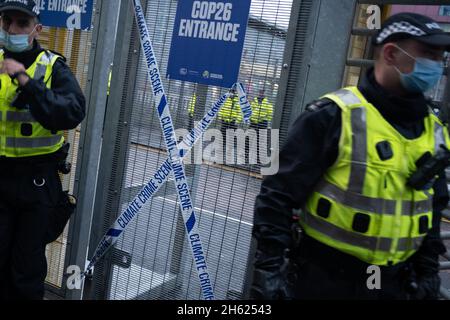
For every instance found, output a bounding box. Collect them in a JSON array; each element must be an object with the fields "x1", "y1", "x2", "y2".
[
  {"x1": 440, "y1": 169, "x2": 450, "y2": 299},
  {"x1": 440, "y1": 247, "x2": 450, "y2": 299}
]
